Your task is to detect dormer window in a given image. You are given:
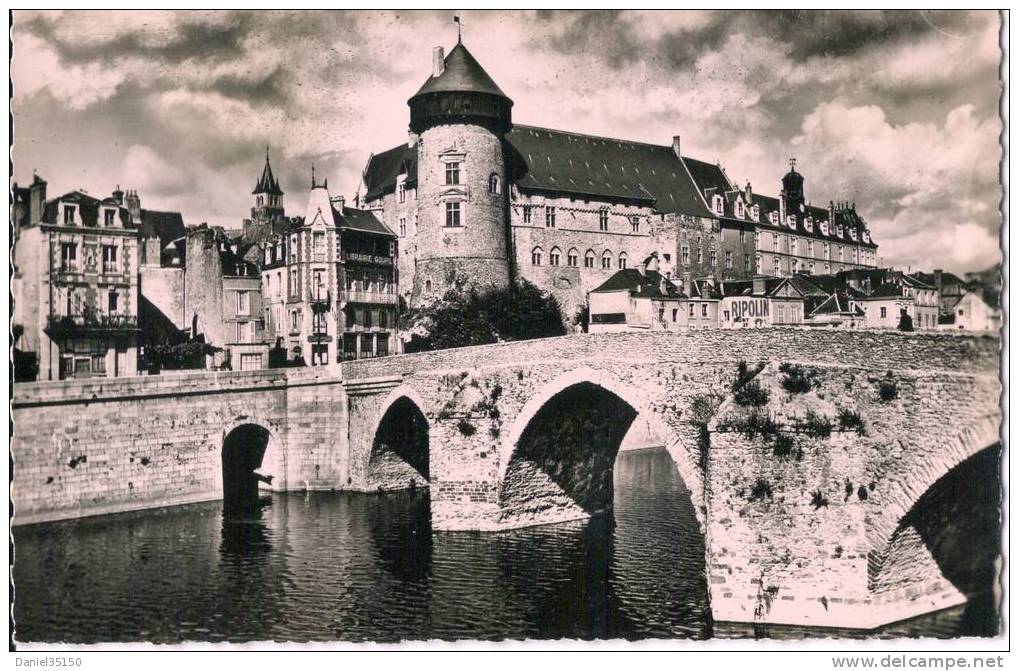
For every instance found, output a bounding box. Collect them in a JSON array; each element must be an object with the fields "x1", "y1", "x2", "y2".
[
  {"x1": 804, "y1": 217, "x2": 813, "y2": 233},
  {"x1": 836, "y1": 224, "x2": 844, "y2": 238},
  {"x1": 103, "y1": 209, "x2": 116, "y2": 227},
  {"x1": 769, "y1": 211, "x2": 779, "y2": 225},
  {"x1": 62, "y1": 204, "x2": 77, "y2": 225},
  {"x1": 787, "y1": 215, "x2": 797, "y2": 229},
  {"x1": 712, "y1": 195, "x2": 724, "y2": 216},
  {"x1": 752, "y1": 205, "x2": 760, "y2": 221},
  {"x1": 820, "y1": 220, "x2": 829, "y2": 235}
]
